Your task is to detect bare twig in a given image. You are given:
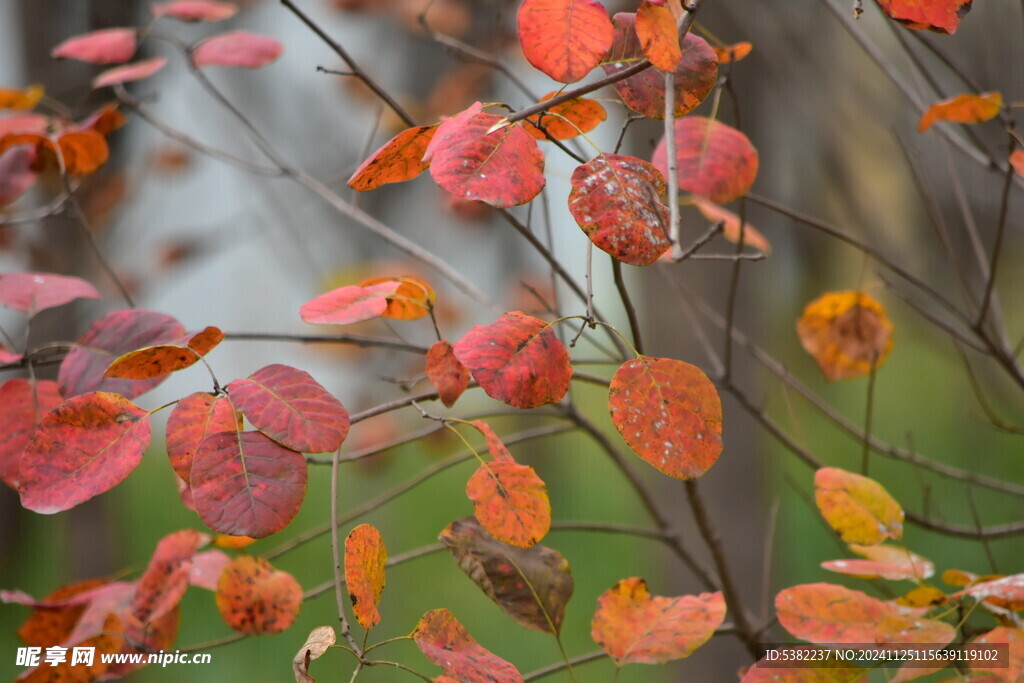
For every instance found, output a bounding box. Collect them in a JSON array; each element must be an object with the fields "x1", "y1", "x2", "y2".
[{"x1": 611, "y1": 259, "x2": 644, "y2": 355}]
